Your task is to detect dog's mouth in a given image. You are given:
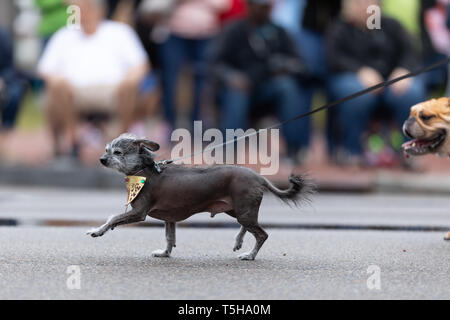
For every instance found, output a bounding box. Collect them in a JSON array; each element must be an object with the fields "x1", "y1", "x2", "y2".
[{"x1": 402, "y1": 130, "x2": 446, "y2": 157}]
